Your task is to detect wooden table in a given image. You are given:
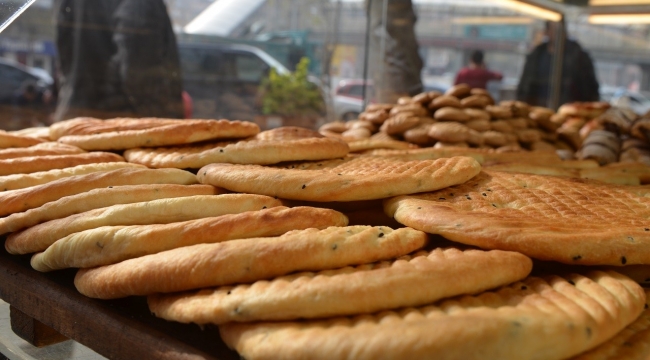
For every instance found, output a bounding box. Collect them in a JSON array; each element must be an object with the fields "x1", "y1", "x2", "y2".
[{"x1": 0, "y1": 238, "x2": 239, "y2": 360}]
